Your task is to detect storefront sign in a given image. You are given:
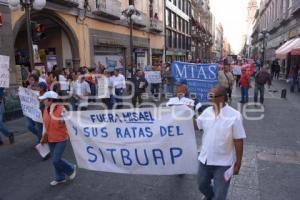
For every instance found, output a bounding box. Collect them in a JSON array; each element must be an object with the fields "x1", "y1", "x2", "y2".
[
  {"x1": 65, "y1": 106, "x2": 198, "y2": 175},
  {"x1": 171, "y1": 62, "x2": 219, "y2": 102}
]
